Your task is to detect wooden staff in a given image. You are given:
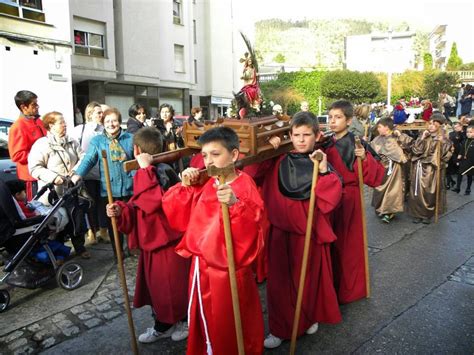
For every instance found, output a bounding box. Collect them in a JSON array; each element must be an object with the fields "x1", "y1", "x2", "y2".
[
  {"x1": 434, "y1": 139, "x2": 442, "y2": 223},
  {"x1": 354, "y1": 136, "x2": 371, "y2": 298},
  {"x1": 290, "y1": 151, "x2": 323, "y2": 355},
  {"x1": 206, "y1": 164, "x2": 244, "y2": 355},
  {"x1": 461, "y1": 165, "x2": 474, "y2": 175},
  {"x1": 101, "y1": 150, "x2": 139, "y2": 355}
]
